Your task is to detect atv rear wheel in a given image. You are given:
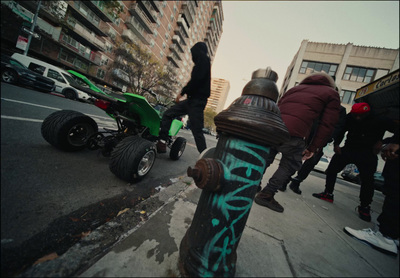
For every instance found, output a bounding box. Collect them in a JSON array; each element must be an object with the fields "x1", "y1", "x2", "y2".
[
  {"x1": 109, "y1": 136, "x2": 156, "y2": 183},
  {"x1": 41, "y1": 110, "x2": 98, "y2": 151},
  {"x1": 169, "y1": 137, "x2": 186, "y2": 160}
]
